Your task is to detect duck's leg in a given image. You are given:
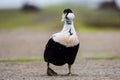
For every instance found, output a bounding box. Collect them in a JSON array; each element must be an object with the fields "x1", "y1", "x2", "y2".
[
  {"x1": 47, "y1": 62, "x2": 50, "y2": 69},
  {"x1": 68, "y1": 64, "x2": 72, "y2": 76},
  {"x1": 47, "y1": 62, "x2": 58, "y2": 76}
]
